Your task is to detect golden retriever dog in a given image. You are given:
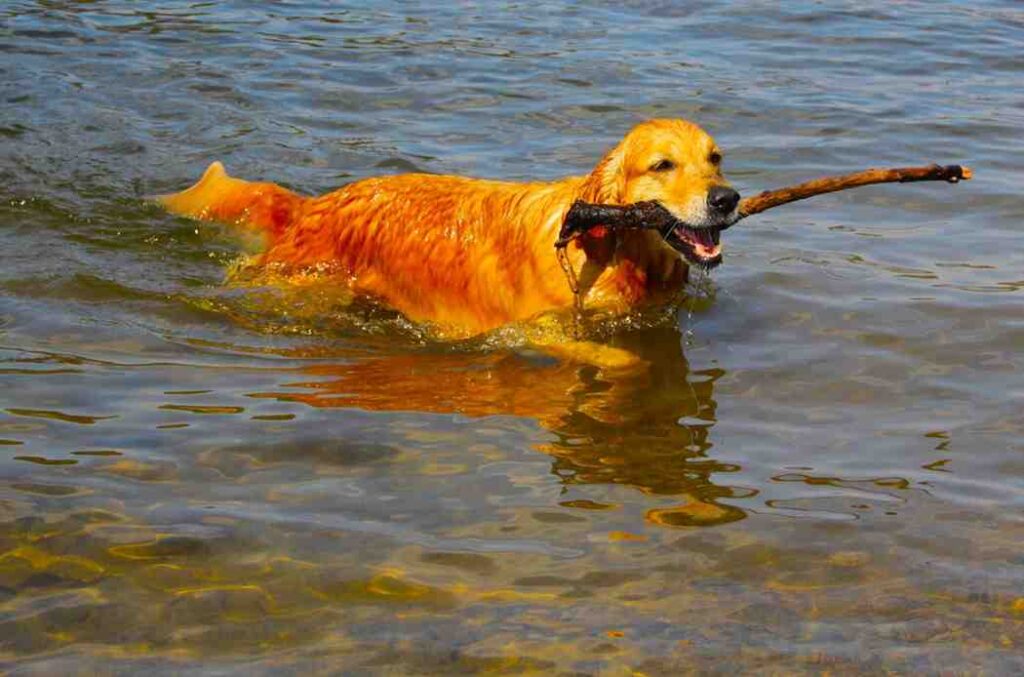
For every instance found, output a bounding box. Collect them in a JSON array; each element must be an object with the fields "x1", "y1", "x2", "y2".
[{"x1": 159, "y1": 118, "x2": 739, "y2": 367}]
